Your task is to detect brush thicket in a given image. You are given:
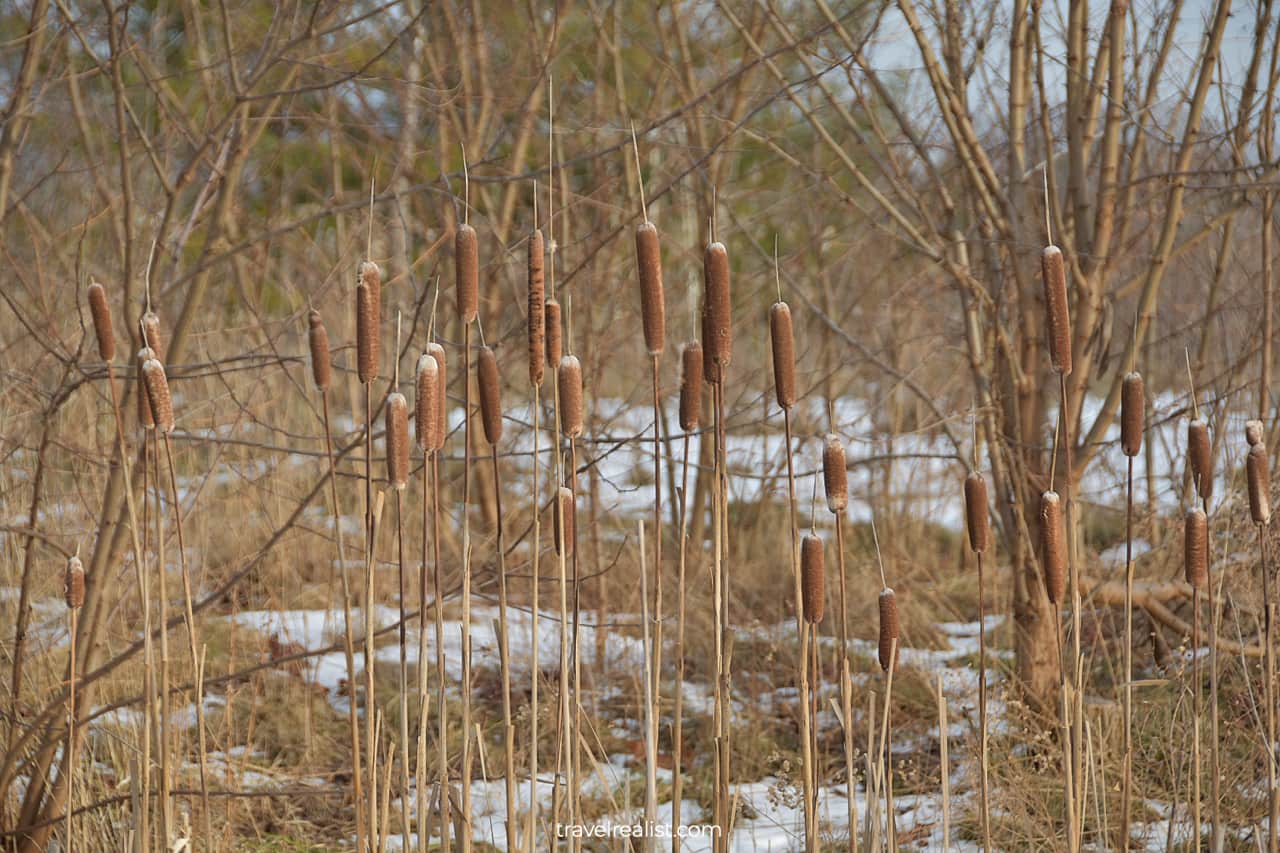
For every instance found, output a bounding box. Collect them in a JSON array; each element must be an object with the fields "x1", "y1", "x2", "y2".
[
  {"x1": 801, "y1": 534, "x2": 824, "y2": 624},
  {"x1": 769, "y1": 302, "x2": 796, "y2": 410},
  {"x1": 385, "y1": 393, "x2": 409, "y2": 490},
  {"x1": 679, "y1": 343, "x2": 702, "y2": 432},
  {"x1": 478, "y1": 346, "x2": 503, "y2": 445},
  {"x1": 1188, "y1": 419, "x2": 1213, "y2": 502},
  {"x1": 1040, "y1": 491, "x2": 1065, "y2": 604},
  {"x1": 88, "y1": 281, "x2": 115, "y2": 362},
  {"x1": 1041, "y1": 246, "x2": 1071, "y2": 375},
  {"x1": 636, "y1": 222, "x2": 665, "y2": 356},
  {"x1": 702, "y1": 241, "x2": 731, "y2": 383},
  {"x1": 308, "y1": 310, "x2": 332, "y2": 392},
  {"x1": 528, "y1": 229, "x2": 545, "y2": 386},
  {"x1": 456, "y1": 224, "x2": 479, "y2": 324},
  {"x1": 558, "y1": 356, "x2": 583, "y2": 438}
]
